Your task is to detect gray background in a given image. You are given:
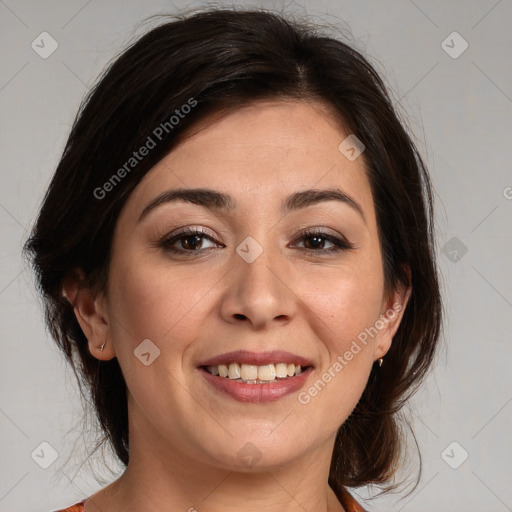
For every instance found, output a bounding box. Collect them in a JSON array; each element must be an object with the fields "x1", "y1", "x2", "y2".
[{"x1": 1, "y1": 1, "x2": 511, "y2": 511}]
